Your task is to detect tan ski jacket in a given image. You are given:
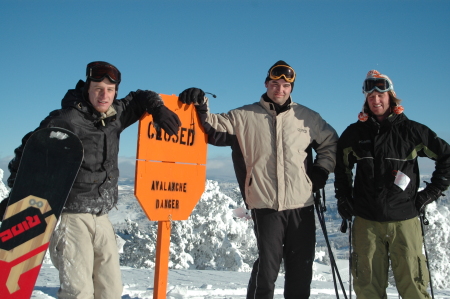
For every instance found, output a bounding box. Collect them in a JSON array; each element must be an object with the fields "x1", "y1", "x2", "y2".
[{"x1": 197, "y1": 96, "x2": 338, "y2": 211}]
